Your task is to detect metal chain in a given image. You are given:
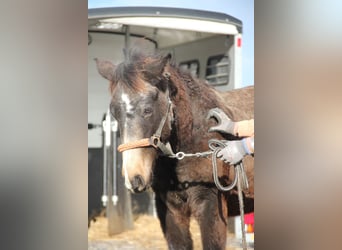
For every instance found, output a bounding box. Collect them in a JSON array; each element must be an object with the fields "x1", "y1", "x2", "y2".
[
  {"x1": 168, "y1": 139, "x2": 248, "y2": 192},
  {"x1": 167, "y1": 139, "x2": 225, "y2": 160},
  {"x1": 169, "y1": 150, "x2": 212, "y2": 160}
]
